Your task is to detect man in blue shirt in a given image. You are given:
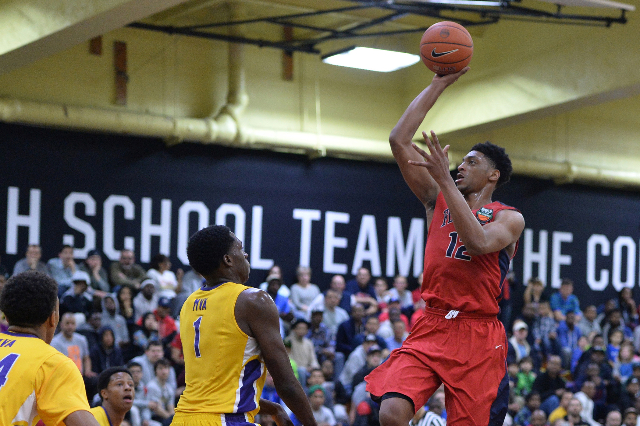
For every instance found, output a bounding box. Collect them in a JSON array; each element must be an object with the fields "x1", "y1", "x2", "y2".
[{"x1": 550, "y1": 278, "x2": 582, "y2": 322}]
